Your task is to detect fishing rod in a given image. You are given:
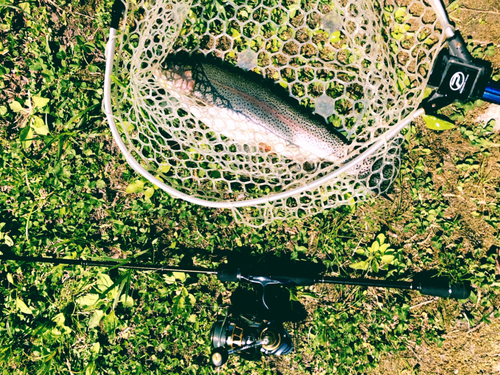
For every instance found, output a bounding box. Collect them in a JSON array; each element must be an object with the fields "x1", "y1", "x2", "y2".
[
  {"x1": 0, "y1": 253, "x2": 471, "y2": 366},
  {"x1": 0, "y1": 254, "x2": 470, "y2": 299}
]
